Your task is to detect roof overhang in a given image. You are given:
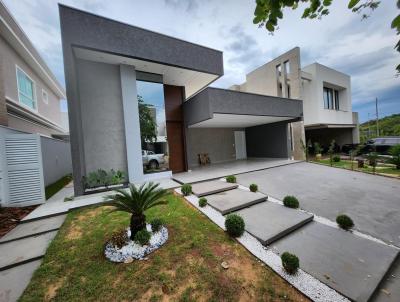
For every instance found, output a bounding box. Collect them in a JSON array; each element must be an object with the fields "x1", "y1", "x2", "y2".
[
  {"x1": 0, "y1": 2, "x2": 66, "y2": 98},
  {"x1": 59, "y1": 5, "x2": 223, "y2": 99},
  {"x1": 305, "y1": 124, "x2": 357, "y2": 130},
  {"x1": 184, "y1": 88, "x2": 303, "y2": 128}
]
